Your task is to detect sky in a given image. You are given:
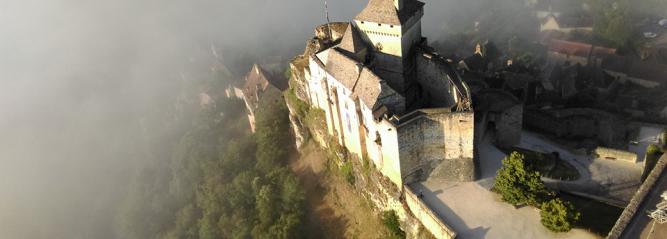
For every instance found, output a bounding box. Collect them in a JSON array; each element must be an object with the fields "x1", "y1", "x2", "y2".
[{"x1": 0, "y1": 0, "x2": 489, "y2": 238}]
